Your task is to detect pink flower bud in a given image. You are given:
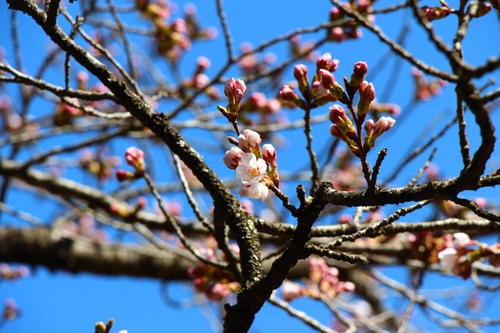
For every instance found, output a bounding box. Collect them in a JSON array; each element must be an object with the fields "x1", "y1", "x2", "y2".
[
  {"x1": 193, "y1": 73, "x2": 209, "y2": 89},
  {"x1": 330, "y1": 7, "x2": 343, "y2": 20},
  {"x1": 224, "y1": 78, "x2": 247, "y2": 105},
  {"x1": 359, "y1": 81, "x2": 375, "y2": 102},
  {"x1": 279, "y1": 85, "x2": 301, "y2": 105},
  {"x1": 76, "y1": 71, "x2": 89, "y2": 89},
  {"x1": 125, "y1": 147, "x2": 145, "y2": 172},
  {"x1": 265, "y1": 98, "x2": 281, "y2": 114},
  {"x1": 197, "y1": 56, "x2": 210, "y2": 70},
  {"x1": 116, "y1": 169, "x2": 129, "y2": 182},
  {"x1": 262, "y1": 144, "x2": 277, "y2": 167},
  {"x1": 330, "y1": 27, "x2": 346, "y2": 42},
  {"x1": 223, "y1": 147, "x2": 244, "y2": 169},
  {"x1": 318, "y1": 69, "x2": 336, "y2": 89},
  {"x1": 248, "y1": 92, "x2": 267, "y2": 109},
  {"x1": 328, "y1": 104, "x2": 347, "y2": 124},
  {"x1": 473, "y1": 197, "x2": 487, "y2": 208},
  {"x1": 136, "y1": 197, "x2": 147, "y2": 209},
  {"x1": 316, "y1": 53, "x2": 339, "y2": 72},
  {"x1": 373, "y1": 116, "x2": 396, "y2": 137},
  {"x1": 238, "y1": 129, "x2": 262, "y2": 152},
  {"x1": 329, "y1": 124, "x2": 347, "y2": 141},
  {"x1": 293, "y1": 64, "x2": 309, "y2": 85},
  {"x1": 350, "y1": 61, "x2": 368, "y2": 88},
  {"x1": 364, "y1": 119, "x2": 375, "y2": 132}
]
